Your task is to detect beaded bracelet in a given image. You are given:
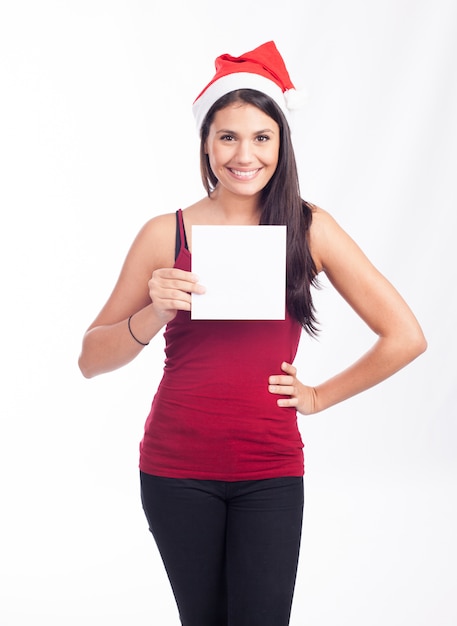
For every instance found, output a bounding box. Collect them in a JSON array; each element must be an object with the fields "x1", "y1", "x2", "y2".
[{"x1": 127, "y1": 315, "x2": 150, "y2": 346}]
